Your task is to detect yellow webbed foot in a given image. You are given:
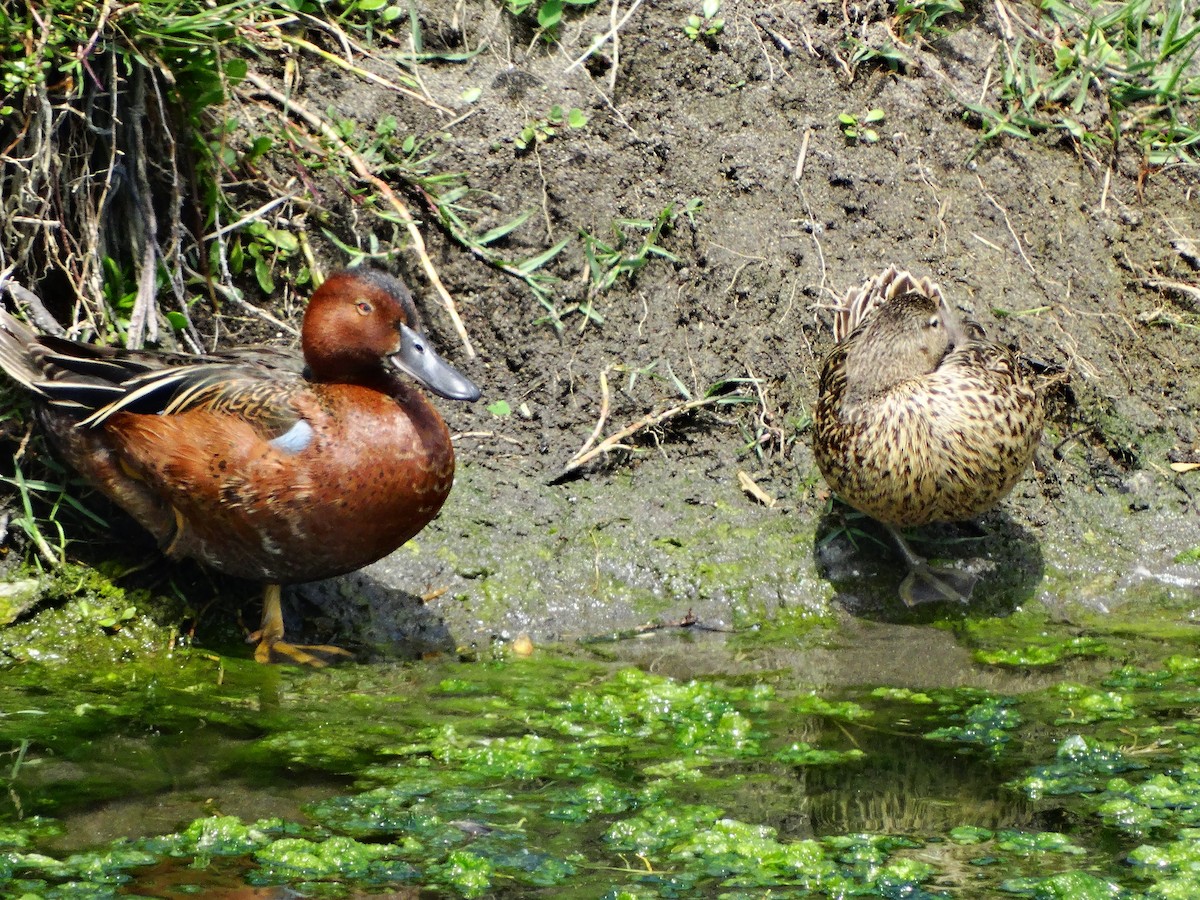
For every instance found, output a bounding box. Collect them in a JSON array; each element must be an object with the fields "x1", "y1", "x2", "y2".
[
  {"x1": 249, "y1": 583, "x2": 353, "y2": 667},
  {"x1": 251, "y1": 637, "x2": 353, "y2": 667}
]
